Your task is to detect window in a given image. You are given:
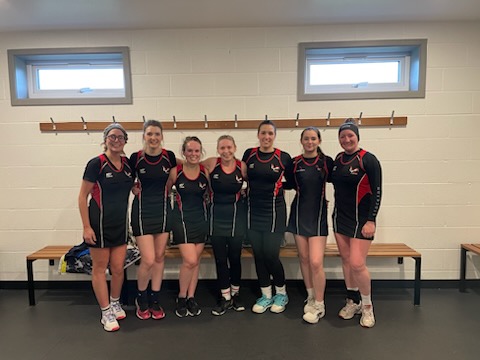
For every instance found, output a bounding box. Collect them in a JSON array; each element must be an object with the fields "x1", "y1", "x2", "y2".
[
  {"x1": 298, "y1": 39, "x2": 427, "y2": 101},
  {"x1": 8, "y1": 47, "x2": 132, "y2": 106}
]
